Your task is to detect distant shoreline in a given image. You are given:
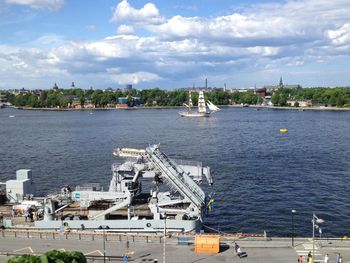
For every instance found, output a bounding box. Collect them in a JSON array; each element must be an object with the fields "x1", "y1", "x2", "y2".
[{"x1": 8, "y1": 105, "x2": 350, "y2": 111}]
